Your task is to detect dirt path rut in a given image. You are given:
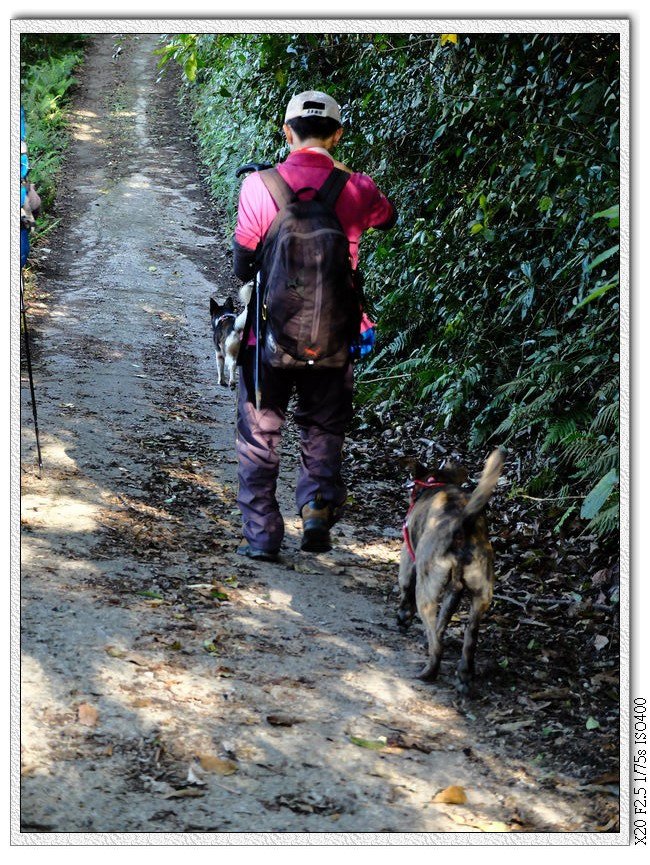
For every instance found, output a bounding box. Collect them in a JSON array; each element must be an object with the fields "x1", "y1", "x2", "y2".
[{"x1": 19, "y1": 35, "x2": 614, "y2": 838}]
